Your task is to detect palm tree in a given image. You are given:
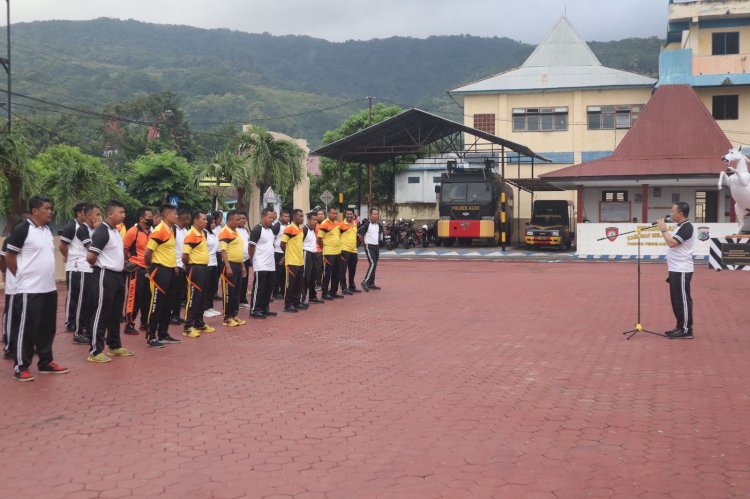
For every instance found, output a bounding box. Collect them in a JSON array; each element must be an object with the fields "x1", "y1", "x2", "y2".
[
  {"x1": 237, "y1": 127, "x2": 305, "y2": 210},
  {"x1": 196, "y1": 127, "x2": 306, "y2": 213},
  {"x1": 195, "y1": 149, "x2": 254, "y2": 212},
  {"x1": 0, "y1": 132, "x2": 37, "y2": 233}
]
